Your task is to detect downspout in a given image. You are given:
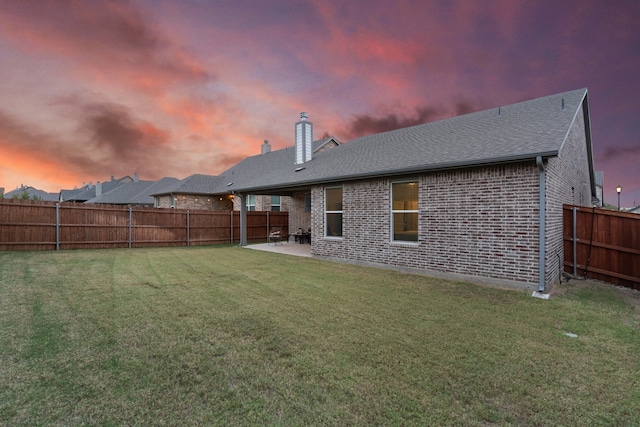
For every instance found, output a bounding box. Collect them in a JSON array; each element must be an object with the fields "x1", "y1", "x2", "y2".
[{"x1": 536, "y1": 156, "x2": 546, "y2": 292}]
